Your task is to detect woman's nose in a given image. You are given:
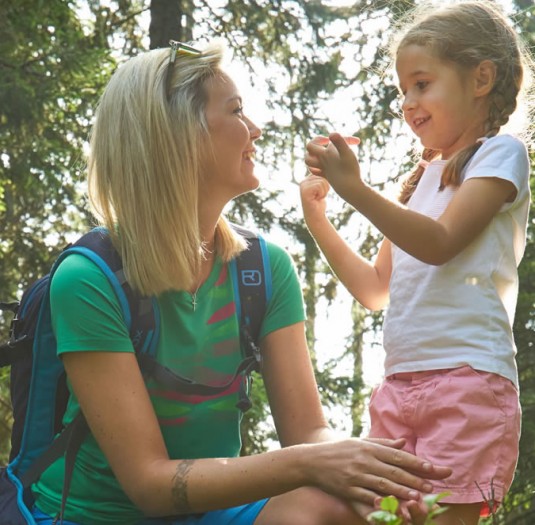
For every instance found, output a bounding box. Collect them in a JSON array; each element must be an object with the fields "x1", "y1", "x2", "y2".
[{"x1": 247, "y1": 117, "x2": 262, "y2": 141}]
